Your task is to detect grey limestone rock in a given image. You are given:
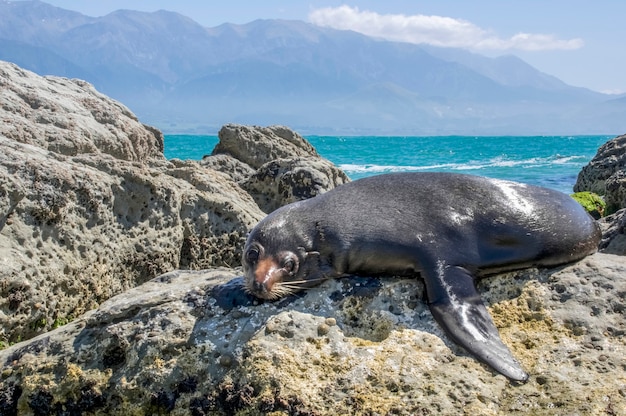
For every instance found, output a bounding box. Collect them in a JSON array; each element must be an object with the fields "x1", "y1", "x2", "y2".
[
  {"x1": 575, "y1": 133, "x2": 626, "y2": 213},
  {"x1": 212, "y1": 123, "x2": 319, "y2": 169},
  {"x1": 605, "y1": 170, "x2": 626, "y2": 214},
  {"x1": 0, "y1": 62, "x2": 264, "y2": 343},
  {"x1": 0, "y1": 254, "x2": 624, "y2": 415},
  {"x1": 242, "y1": 157, "x2": 351, "y2": 213},
  {"x1": 575, "y1": 133, "x2": 626, "y2": 250},
  {"x1": 599, "y1": 208, "x2": 626, "y2": 255},
  {"x1": 0, "y1": 61, "x2": 163, "y2": 161},
  {"x1": 210, "y1": 123, "x2": 350, "y2": 212}
]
